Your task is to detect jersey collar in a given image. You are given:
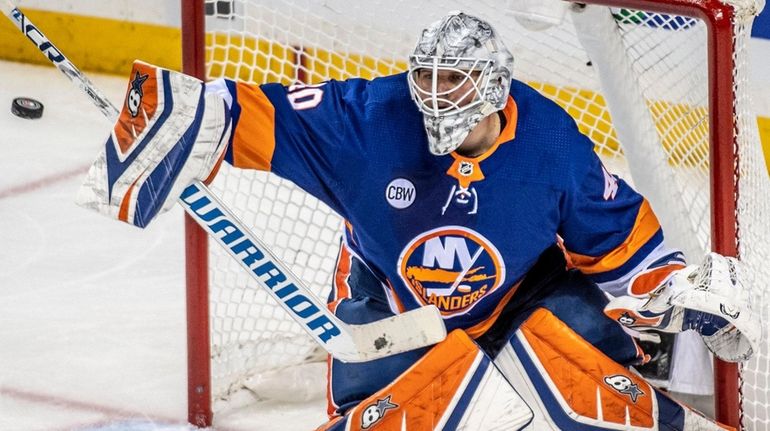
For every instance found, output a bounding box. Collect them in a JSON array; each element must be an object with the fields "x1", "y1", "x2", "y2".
[{"x1": 446, "y1": 96, "x2": 517, "y2": 188}]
